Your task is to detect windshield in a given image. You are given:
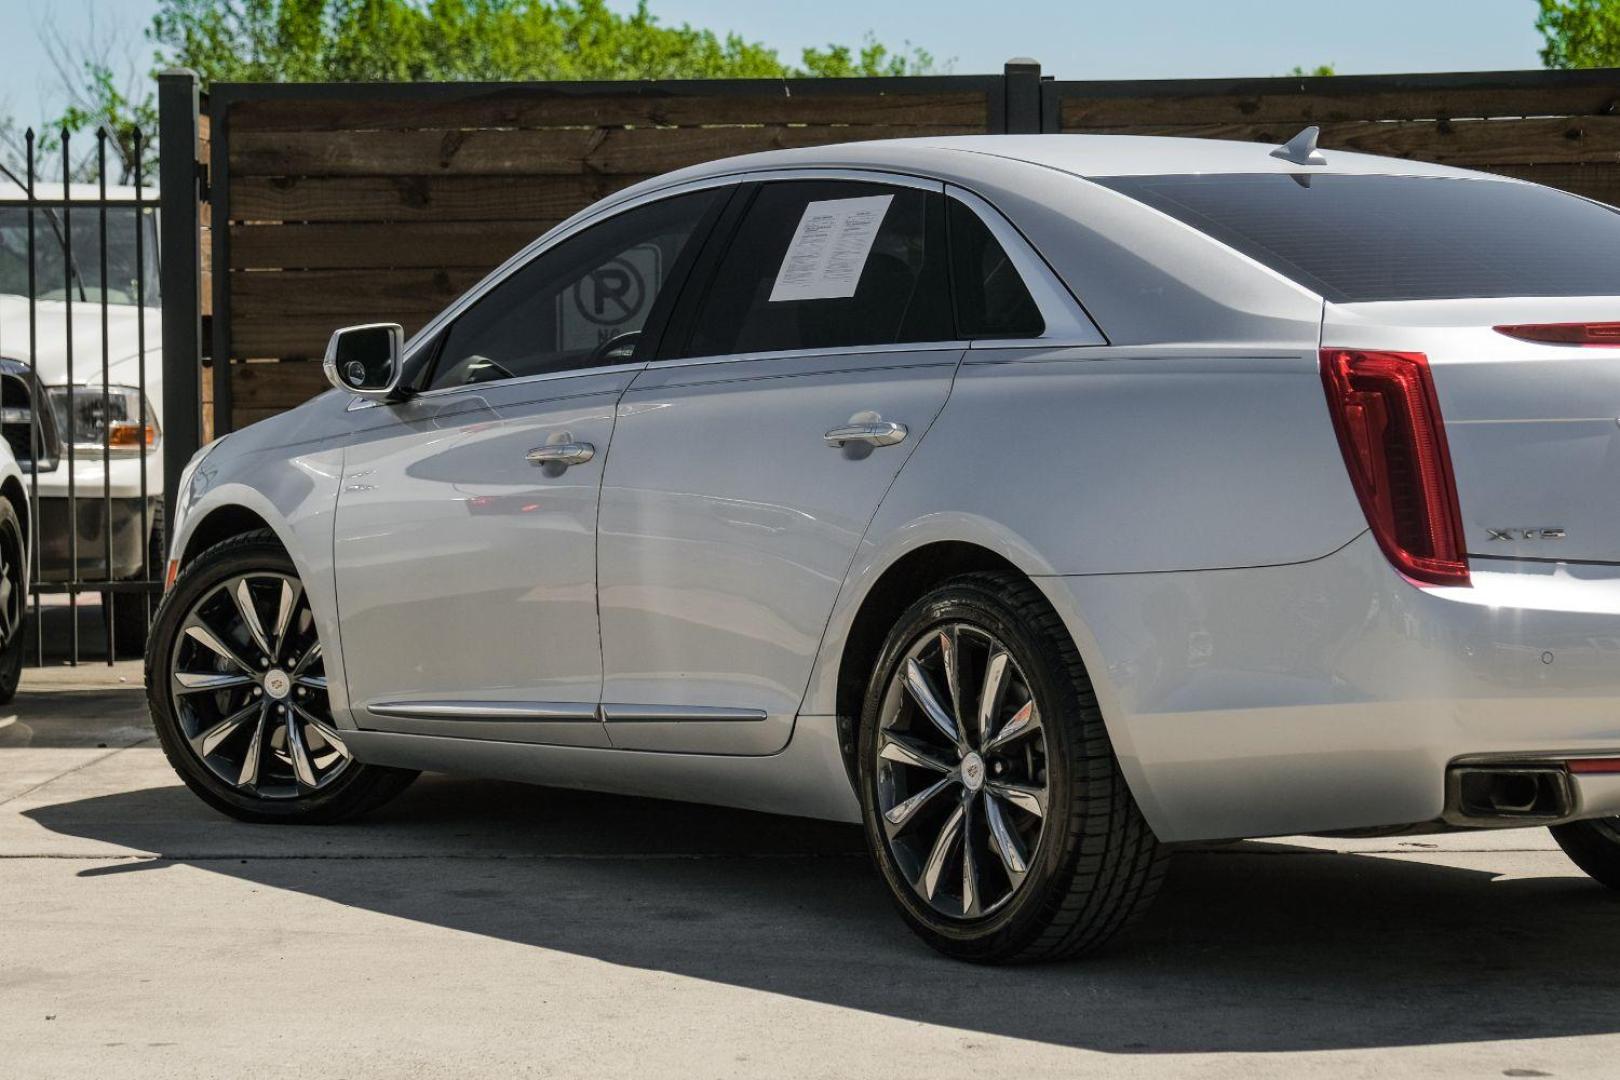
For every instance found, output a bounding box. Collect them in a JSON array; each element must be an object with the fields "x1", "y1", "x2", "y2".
[
  {"x1": 1094, "y1": 173, "x2": 1620, "y2": 303},
  {"x1": 0, "y1": 205, "x2": 161, "y2": 307}
]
